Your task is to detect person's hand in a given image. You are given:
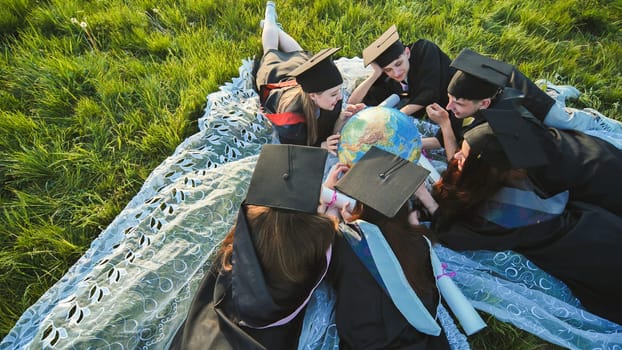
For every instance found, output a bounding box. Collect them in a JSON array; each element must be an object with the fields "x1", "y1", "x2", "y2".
[
  {"x1": 340, "y1": 103, "x2": 365, "y2": 121},
  {"x1": 370, "y1": 62, "x2": 383, "y2": 77},
  {"x1": 321, "y1": 133, "x2": 341, "y2": 156},
  {"x1": 321, "y1": 199, "x2": 356, "y2": 222},
  {"x1": 322, "y1": 205, "x2": 341, "y2": 219},
  {"x1": 346, "y1": 103, "x2": 366, "y2": 114},
  {"x1": 414, "y1": 184, "x2": 439, "y2": 215},
  {"x1": 414, "y1": 184, "x2": 433, "y2": 205},
  {"x1": 340, "y1": 202, "x2": 355, "y2": 223},
  {"x1": 319, "y1": 163, "x2": 351, "y2": 218},
  {"x1": 408, "y1": 209, "x2": 421, "y2": 226},
  {"x1": 426, "y1": 103, "x2": 450, "y2": 126},
  {"x1": 324, "y1": 162, "x2": 349, "y2": 189}
]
